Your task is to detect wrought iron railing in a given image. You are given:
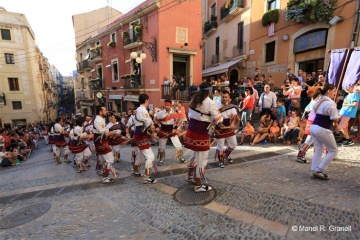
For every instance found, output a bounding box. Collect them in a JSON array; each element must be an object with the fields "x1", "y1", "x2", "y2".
[
  {"x1": 220, "y1": 0, "x2": 244, "y2": 20},
  {"x1": 122, "y1": 29, "x2": 142, "y2": 46},
  {"x1": 121, "y1": 74, "x2": 144, "y2": 89},
  {"x1": 77, "y1": 60, "x2": 91, "y2": 71},
  {"x1": 211, "y1": 54, "x2": 220, "y2": 65},
  {"x1": 204, "y1": 16, "x2": 218, "y2": 33},
  {"x1": 90, "y1": 47, "x2": 102, "y2": 61},
  {"x1": 161, "y1": 84, "x2": 199, "y2": 101},
  {"x1": 233, "y1": 42, "x2": 246, "y2": 57}
]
